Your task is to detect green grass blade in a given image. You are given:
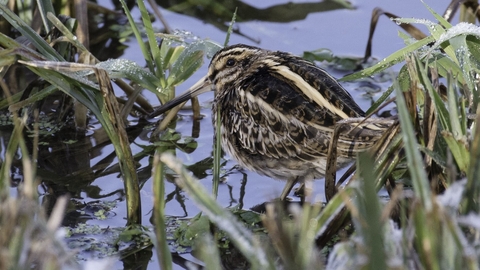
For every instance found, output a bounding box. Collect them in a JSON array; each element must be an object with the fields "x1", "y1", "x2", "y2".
[
  {"x1": 356, "y1": 152, "x2": 387, "y2": 270},
  {"x1": 446, "y1": 74, "x2": 465, "y2": 140},
  {"x1": 411, "y1": 205, "x2": 440, "y2": 270},
  {"x1": 137, "y1": 0, "x2": 163, "y2": 78},
  {"x1": 196, "y1": 234, "x2": 222, "y2": 270},
  {"x1": 223, "y1": 8, "x2": 236, "y2": 47},
  {"x1": 314, "y1": 187, "x2": 354, "y2": 236},
  {"x1": 341, "y1": 35, "x2": 435, "y2": 81},
  {"x1": 159, "y1": 42, "x2": 183, "y2": 75},
  {"x1": 213, "y1": 10, "x2": 237, "y2": 197},
  {"x1": 36, "y1": 0, "x2": 55, "y2": 31},
  {"x1": 463, "y1": 106, "x2": 480, "y2": 213},
  {"x1": 421, "y1": 0, "x2": 452, "y2": 30},
  {"x1": 212, "y1": 108, "x2": 221, "y2": 199},
  {"x1": 152, "y1": 151, "x2": 173, "y2": 270}
]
